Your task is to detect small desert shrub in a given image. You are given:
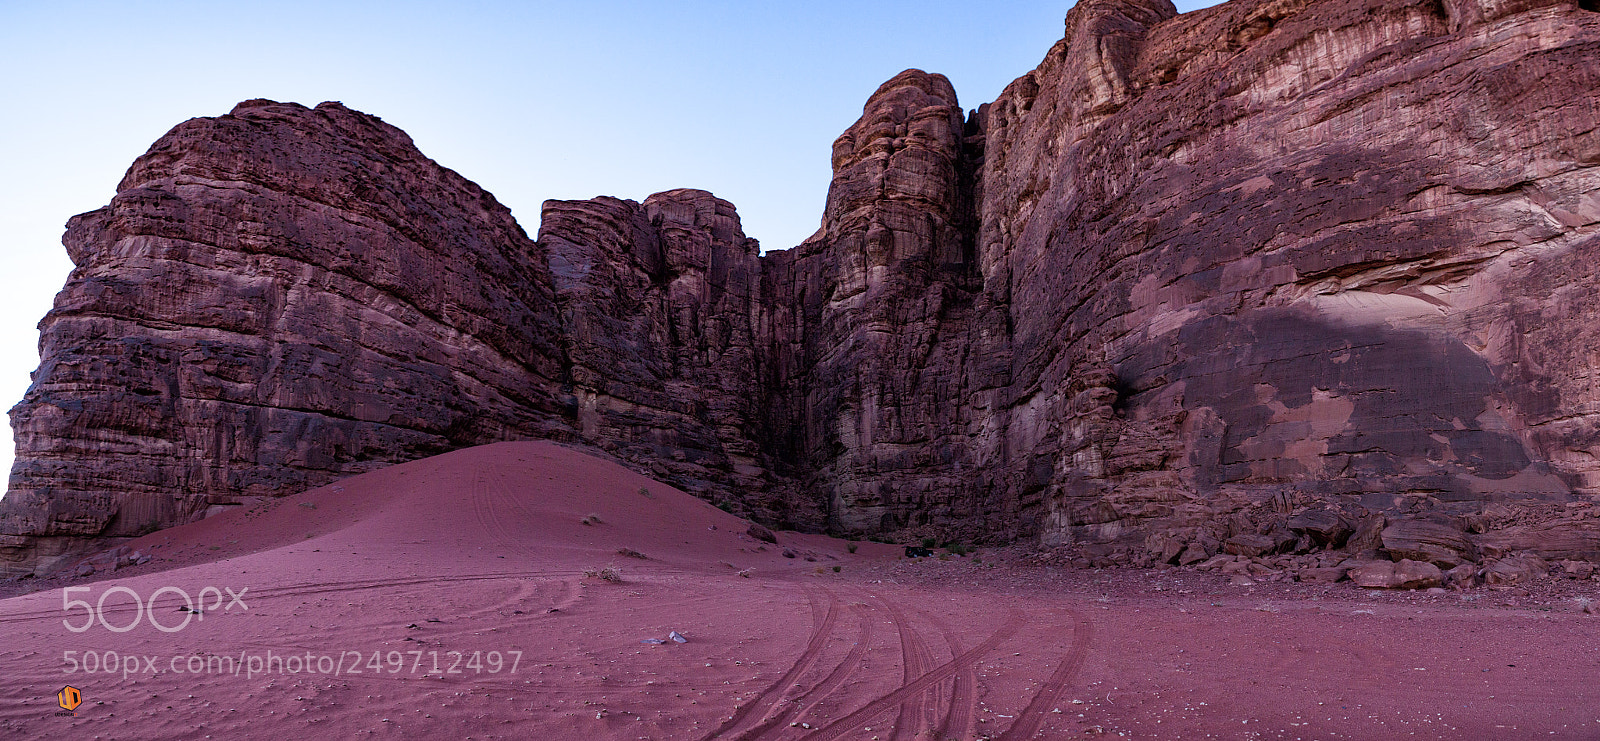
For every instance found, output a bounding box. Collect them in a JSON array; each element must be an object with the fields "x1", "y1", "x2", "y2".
[
  {"x1": 921, "y1": 537, "x2": 938, "y2": 548},
  {"x1": 846, "y1": 541, "x2": 858, "y2": 554},
  {"x1": 832, "y1": 565, "x2": 842, "y2": 573},
  {"x1": 583, "y1": 566, "x2": 623, "y2": 583},
  {"x1": 638, "y1": 486, "x2": 653, "y2": 499},
  {"x1": 715, "y1": 501, "x2": 735, "y2": 513},
  {"x1": 946, "y1": 543, "x2": 970, "y2": 556},
  {"x1": 737, "y1": 569, "x2": 753, "y2": 578},
  {"x1": 581, "y1": 512, "x2": 603, "y2": 526},
  {"x1": 617, "y1": 547, "x2": 648, "y2": 560}
]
